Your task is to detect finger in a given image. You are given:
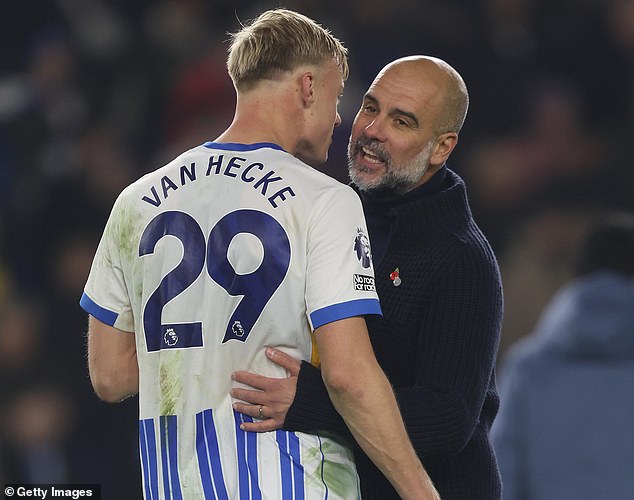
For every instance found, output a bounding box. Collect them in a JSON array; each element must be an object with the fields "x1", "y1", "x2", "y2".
[
  {"x1": 232, "y1": 401, "x2": 260, "y2": 418},
  {"x1": 240, "y1": 418, "x2": 284, "y2": 433},
  {"x1": 231, "y1": 387, "x2": 264, "y2": 405},
  {"x1": 232, "y1": 370, "x2": 270, "y2": 390},
  {"x1": 232, "y1": 403, "x2": 284, "y2": 432},
  {"x1": 265, "y1": 347, "x2": 302, "y2": 376}
]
